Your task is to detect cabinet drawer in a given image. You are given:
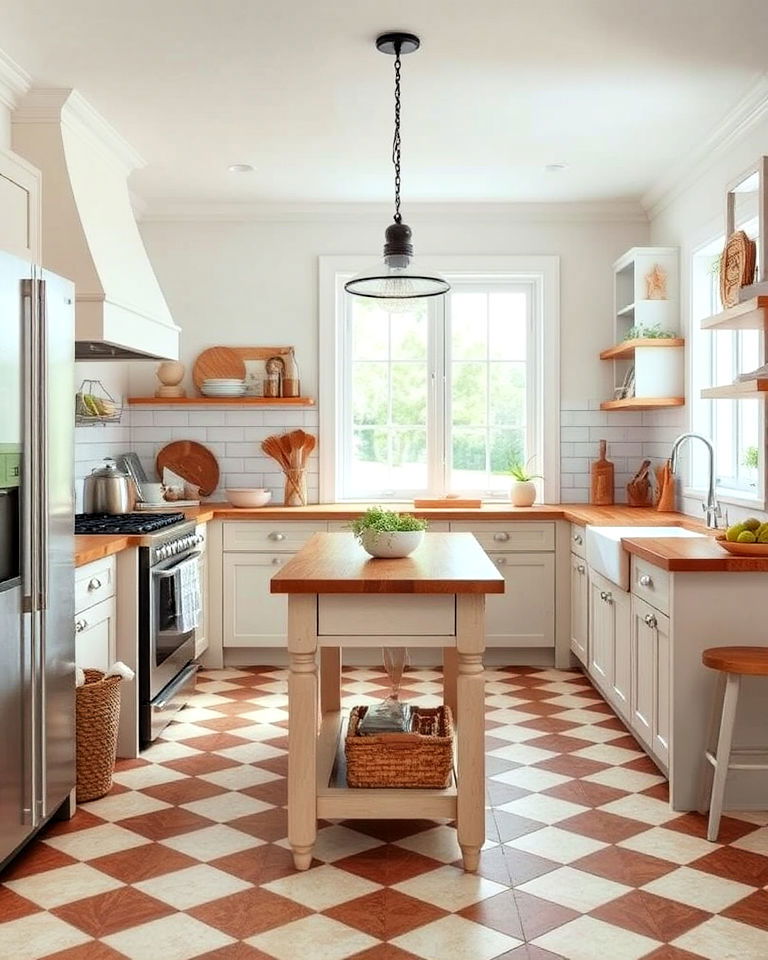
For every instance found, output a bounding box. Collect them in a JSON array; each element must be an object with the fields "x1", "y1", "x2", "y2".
[
  {"x1": 449, "y1": 521, "x2": 554, "y2": 551},
  {"x1": 75, "y1": 557, "x2": 116, "y2": 613},
  {"x1": 631, "y1": 557, "x2": 669, "y2": 615},
  {"x1": 570, "y1": 524, "x2": 586, "y2": 558},
  {"x1": 75, "y1": 596, "x2": 115, "y2": 672},
  {"x1": 223, "y1": 521, "x2": 326, "y2": 552},
  {"x1": 318, "y1": 595, "x2": 455, "y2": 637}
]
